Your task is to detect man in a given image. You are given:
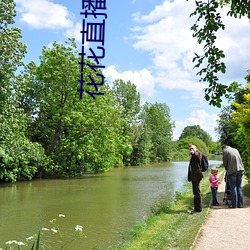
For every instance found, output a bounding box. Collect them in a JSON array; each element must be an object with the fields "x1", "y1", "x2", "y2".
[
  {"x1": 222, "y1": 144, "x2": 244, "y2": 208},
  {"x1": 188, "y1": 143, "x2": 204, "y2": 214}
]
